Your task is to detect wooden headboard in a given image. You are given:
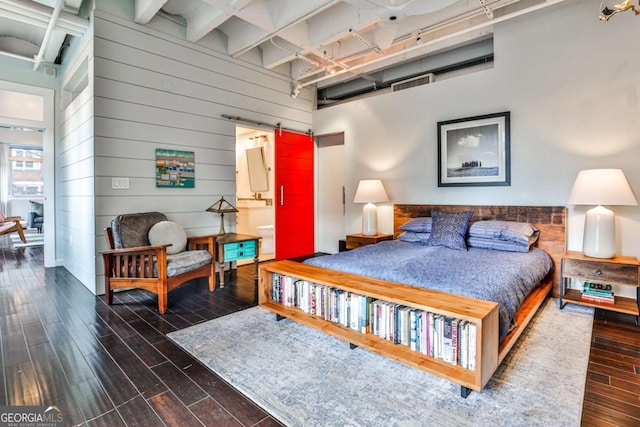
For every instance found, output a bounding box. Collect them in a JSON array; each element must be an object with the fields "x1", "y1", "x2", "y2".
[{"x1": 393, "y1": 205, "x2": 566, "y2": 297}]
